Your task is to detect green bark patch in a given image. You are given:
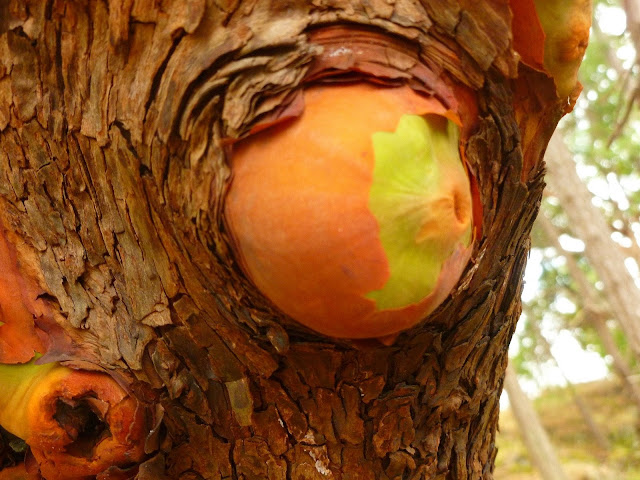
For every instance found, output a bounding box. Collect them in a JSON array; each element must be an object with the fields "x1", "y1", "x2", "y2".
[{"x1": 367, "y1": 114, "x2": 472, "y2": 311}]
